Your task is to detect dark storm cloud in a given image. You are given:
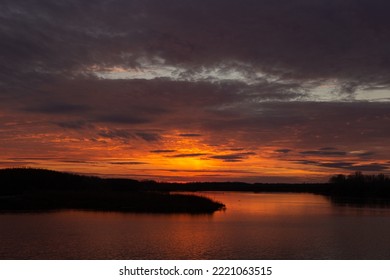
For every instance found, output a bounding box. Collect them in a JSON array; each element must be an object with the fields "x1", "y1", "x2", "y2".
[
  {"x1": 1, "y1": 0, "x2": 390, "y2": 181},
  {"x1": 97, "y1": 129, "x2": 161, "y2": 142},
  {"x1": 318, "y1": 162, "x2": 355, "y2": 169},
  {"x1": 19, "y1": 77, "x2": 249, "y2": 125},
  {"x1": 8, "y1": 0, "x2": 390, "y2": 145},
  {"x1": 207, "y1": 101, "x2": 390, "y2": 146},
  {"x1": 300, "y1": 150, "x2": 347, "y2": 156},
  {"x1": 298, "y1": 160, "x2": 318, "y2": 165},
  {"x1": 350, "y1": 163, "x2": 389, "y2": 172},
  {"x1": 23, "y1": 103, "x2": 89, "y2": 114},
  {"x1": 135, "y1": 132, "x2": 161, "y2": 142},
  {"x1": 95, "y1": 114, "x2": 150, "y2": 125},
  {"x1": 150, "y1": 149, "x2": 177, "y2": 153},
  {"x1": 296, "y1": 160, "x2": 389, "y2": 172},
  {"x1": 55, "y1": 120, "x2": 92, "y2": 129},
  {"x1": 209, "y1": 152, "x2": 256, "y2": 162},
  {"x1": 98, "y1": 129, "x2": 134, "y2": 140},
  {"x1": 319, "y1": 147, "x2": 338, "y2": 151},
  {"x1": 3, "y1": 0, "x2": 390, "y2": 93},
  {"x1": 356, "y1": 151, "x2": 376, "y2": 158},
  {"x1": 275, "y1": 149, "x2": 292, "y2": 154}
]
